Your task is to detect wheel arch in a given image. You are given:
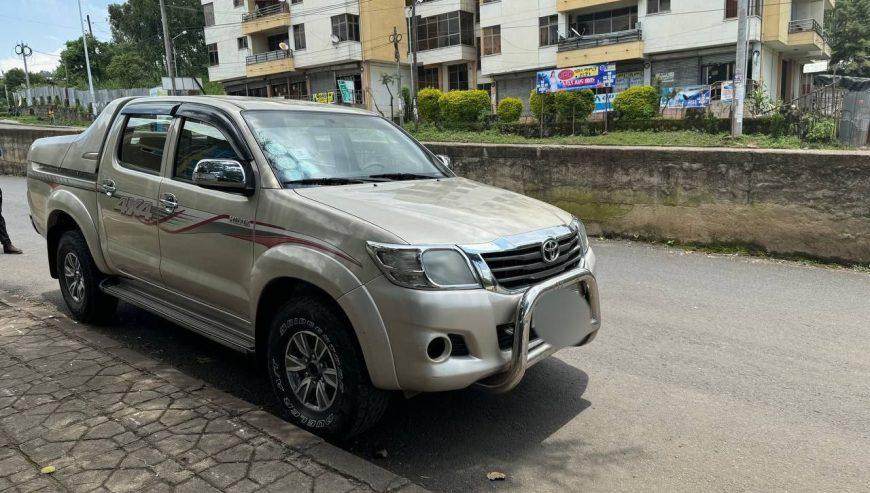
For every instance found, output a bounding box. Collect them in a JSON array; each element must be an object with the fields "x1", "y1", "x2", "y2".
[{"x1": 45, "y1": 192, "x2": 109, "y2": 278}]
